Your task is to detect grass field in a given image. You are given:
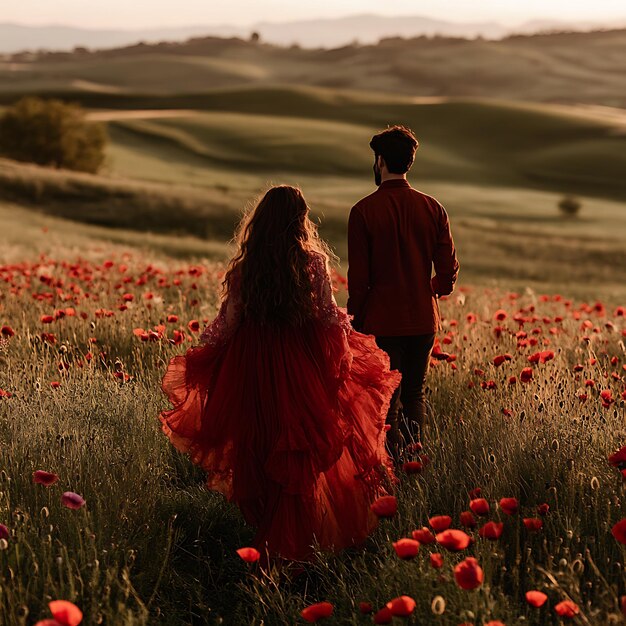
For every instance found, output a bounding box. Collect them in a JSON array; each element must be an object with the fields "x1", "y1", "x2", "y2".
[
  {"x1": 1, "y1": 32, "x2": 625, "y2": 624},
  {"x1": 0, "y1": 226, "x2": 625, "y2": 624}
]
